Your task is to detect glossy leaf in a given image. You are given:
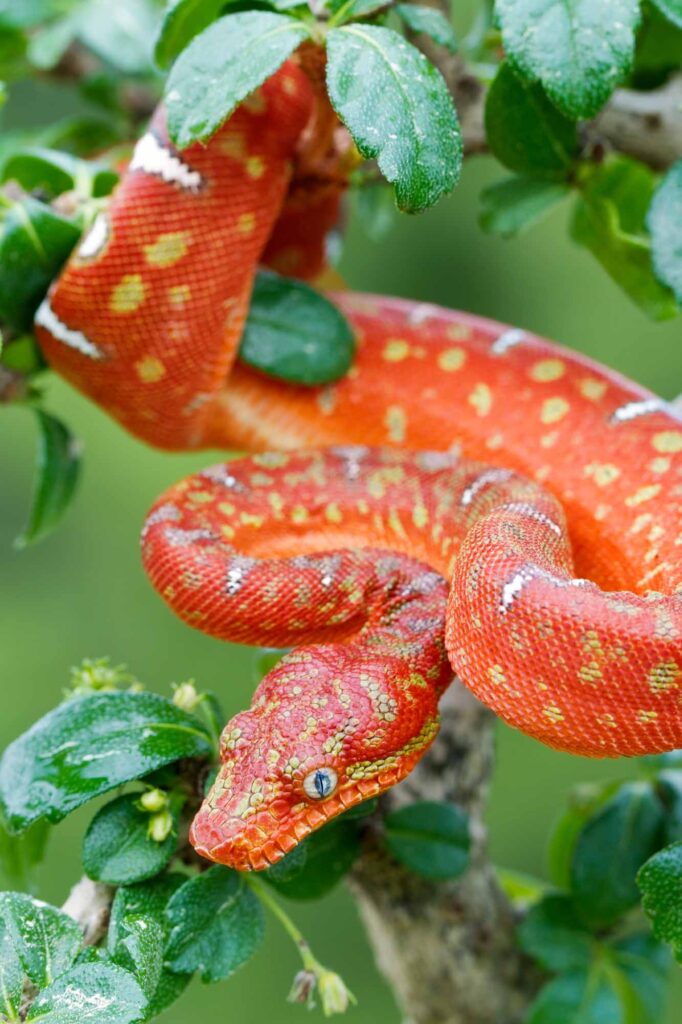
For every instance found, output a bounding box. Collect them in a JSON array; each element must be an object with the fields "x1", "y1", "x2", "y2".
[
  {"x1": 572, "y1": 159, "x2": 679, "y2": 320},
  {"x1": 657, "y1": 770, "x2": 682, "y2": 843},
  {"x1": 112, "y1": 915, "x2": 164, "y2": 1000},
  {"x1": 479, "y1": 176, "x2": 569, "y2": 237},
  {"x1": 0, "y1": 692, "x2": 212, "y2": 832},
  {"x1": 496, "y1": 0, "x2": 641, "y2": 119},
  {"x1": 108, "y1": 874, "x2": 190, "y2": 1017},
  {"x1": 651, "y1": 0, "x2": 682, "y2": 28},
  {"x1": 26, "y1": 963, "x2": 147, "y2": 1023},
  {"x1": 2, "y1": 148, "x2": 117, "y2": 200},
  {"x1": 0, "y1": 916, "x2": 24, "y2": 1022},
  {"x1": 638, "y1": 842, "x2": 682, "y2": 961},
  {"x1": 0, "y1": 197, "x2": 80, "y2": 331},
  {"x1": 165, "y1": 12, "x2": 311, "y2": 148},
  {"x1": 546, "y1": 781, "x2": 622, "y2": 889},
  {"x1": 485, "y1": 62, "x2": 577, "y2": 179},
  {"x1": 0, "y1": 892, "x2": 81, "y2": 987},
  {"x1": 264, "y1": 817, "x2": 361, "y2": 899},
  {"x1": 326, "y1": 24, "x2": 461, "y2": 212},
  {"x1": 647, "y1": 159, "x2": 682, "y2": 303},
  {"x1": 517, "y1": 894, "x2": 594, "y2": 973},
  {"x1": 612, "y1": 933, "x2": 671, "y2": 1024},
  {"x1": 240, "y1": 271, "x2": 355, "y2": 386},
  {"x1": 394, "y1": 4, "x2": 457, "y2": 53},
  {"x1": 384, "y1": 800, "x2": 470, "y2": 880},
  {"x1": 328, "y1": 0, "x2": 388, "y2": 19},
  {"x1": 155, "y1": 0, "x2": 232, "y2": 68},
  {"x1": 0, "y1": 0, "x2": 60, "y2": 28},
  {"x1": 570, "y1": 782, "x2": 665, "y2": 926},
  {"x1": 165, "y1": 866, "x2": 265, "y2": 981},
  {"x1": 82, "y1": 794, "x2": 177, "y2": 885},
  {"x1": 17, "y1": 410, "x2": 81, "y2": 549}
]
